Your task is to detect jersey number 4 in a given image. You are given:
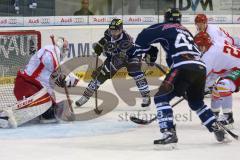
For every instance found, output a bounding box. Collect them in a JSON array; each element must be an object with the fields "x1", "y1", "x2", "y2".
[{"x1": 175, "y1": 33, "x2": 198, "y2": 51}]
